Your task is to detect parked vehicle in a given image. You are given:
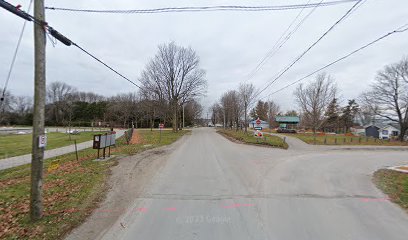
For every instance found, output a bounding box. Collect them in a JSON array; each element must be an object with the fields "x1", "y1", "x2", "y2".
[{"x1": 277, "y1": 128, "x2": 297, "y2": 134}]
